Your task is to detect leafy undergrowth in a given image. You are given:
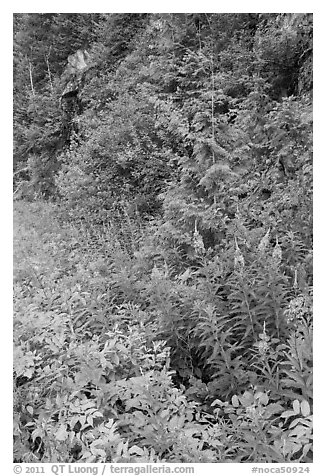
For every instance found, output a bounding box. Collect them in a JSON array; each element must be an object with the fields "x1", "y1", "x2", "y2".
[{"x1": 14, "y1": 200, "x2": 312, "y2": 463}]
